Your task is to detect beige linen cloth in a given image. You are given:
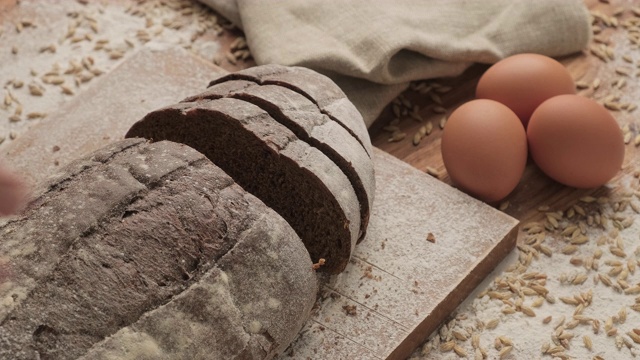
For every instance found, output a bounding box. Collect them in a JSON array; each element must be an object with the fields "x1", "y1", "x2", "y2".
[{"x1": 200, "y1": 0, "x2": 591, "y2": 127}]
